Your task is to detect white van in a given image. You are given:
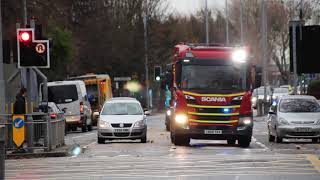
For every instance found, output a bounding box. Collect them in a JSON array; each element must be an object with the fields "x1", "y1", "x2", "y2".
[{"x1": 41, "y1": 81, "x2": 93, "y2": 132}]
